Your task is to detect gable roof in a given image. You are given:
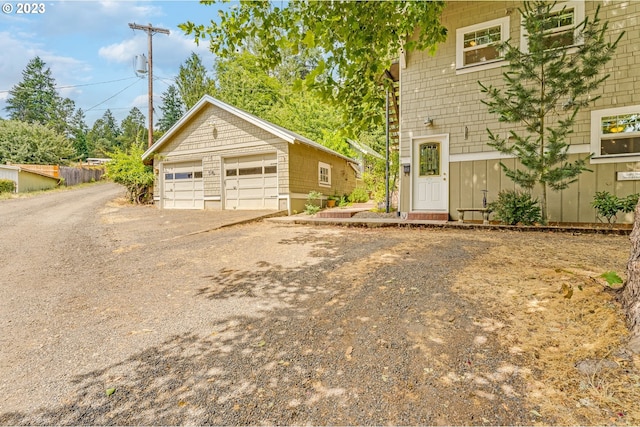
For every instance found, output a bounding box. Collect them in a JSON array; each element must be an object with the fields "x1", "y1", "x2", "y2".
[{"x1": 142, "y1": 95, "x2": 355, "y2": 163}]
